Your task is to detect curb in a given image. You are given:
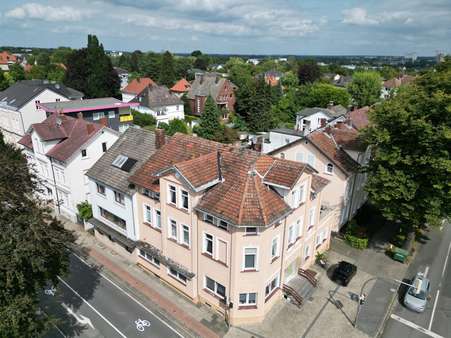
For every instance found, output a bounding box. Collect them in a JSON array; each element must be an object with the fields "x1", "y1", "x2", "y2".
[{"x1": 375, "y1": 288, "x2": 397, "y2": 338}]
